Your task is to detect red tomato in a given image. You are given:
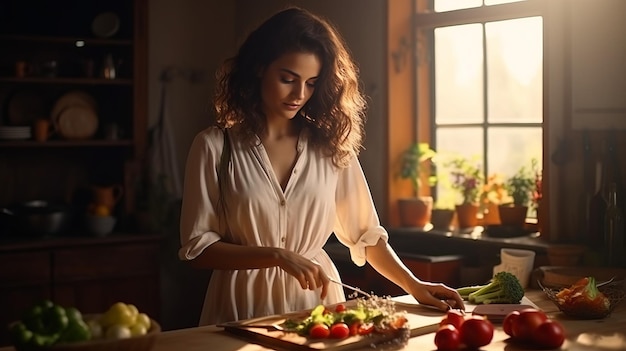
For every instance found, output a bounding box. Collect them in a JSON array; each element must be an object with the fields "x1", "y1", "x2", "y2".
[
  {"x1": 445, "y1": 310, "x2": 465, "y2": 330},
  {"x1": 329, "y1": 323, "x2": 350, "y2": 339},
  {"x1": 334, "y1": 303, "x2": 347, "y2": 313},
  {"x1": 502, "y1": 310, "x2": 520, "y2": 337},
  {"x1": 434, "y1": 324, "x2": 461, "y2": 351},
  {"x1": 533, "y1": 320, "x2": 565, "y2": 349},
  {"x1": 357, "y1": 323, "x2": 374, "y2": 335},
  {"x1": 348, "y1": 322, "x2": 371, "y2": 336},
  {"x1": 459, "y1": 315, "x2": 494, "y2": 348},
  {"x1": 349, "y1": 322, "x2": 360, "y2": 336},
  {"x1": 309, "y1": 323, "x2": 330, "y2": 338},
  {"x1": 512, "y1": 308, "x2": 548, "y2": 341},
  {"x1": 350, "y1": 322, "x2": 374, "y2": 336}
]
